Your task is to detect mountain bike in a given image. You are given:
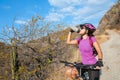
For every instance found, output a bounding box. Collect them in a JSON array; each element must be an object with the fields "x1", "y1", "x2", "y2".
[{"x1": 60, "y1": 61, "x2": 100, "y2": 80}]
